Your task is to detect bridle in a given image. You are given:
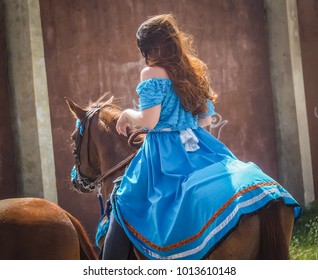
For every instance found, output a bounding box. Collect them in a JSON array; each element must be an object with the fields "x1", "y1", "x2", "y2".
[
  {"x1": 71, "y1": 100, "x2": 147, "y2": 194},
  {"x1": 71, "y1": 105, "x2": 105, "y2": 193}
]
